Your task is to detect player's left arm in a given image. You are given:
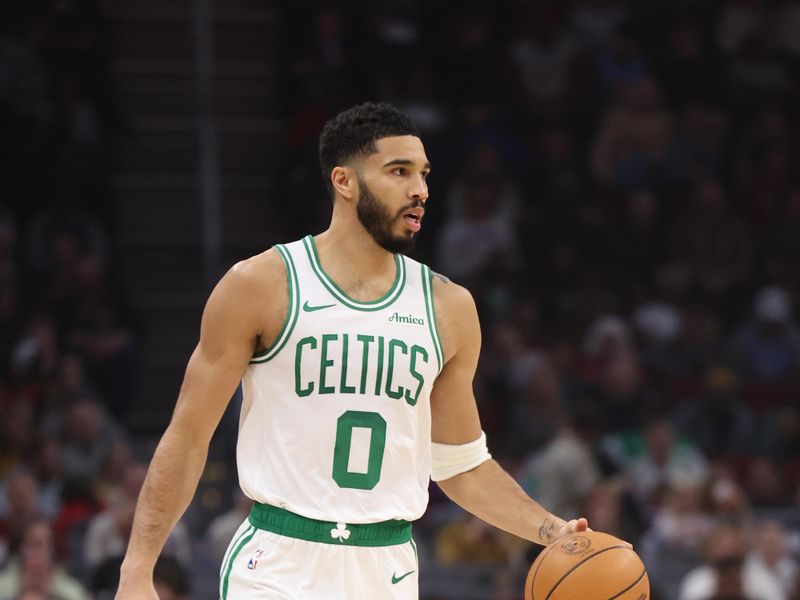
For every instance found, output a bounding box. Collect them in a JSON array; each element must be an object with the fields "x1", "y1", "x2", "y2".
[{"x1": 430, "y1": 274, "x2": 587, "y2": 546}]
